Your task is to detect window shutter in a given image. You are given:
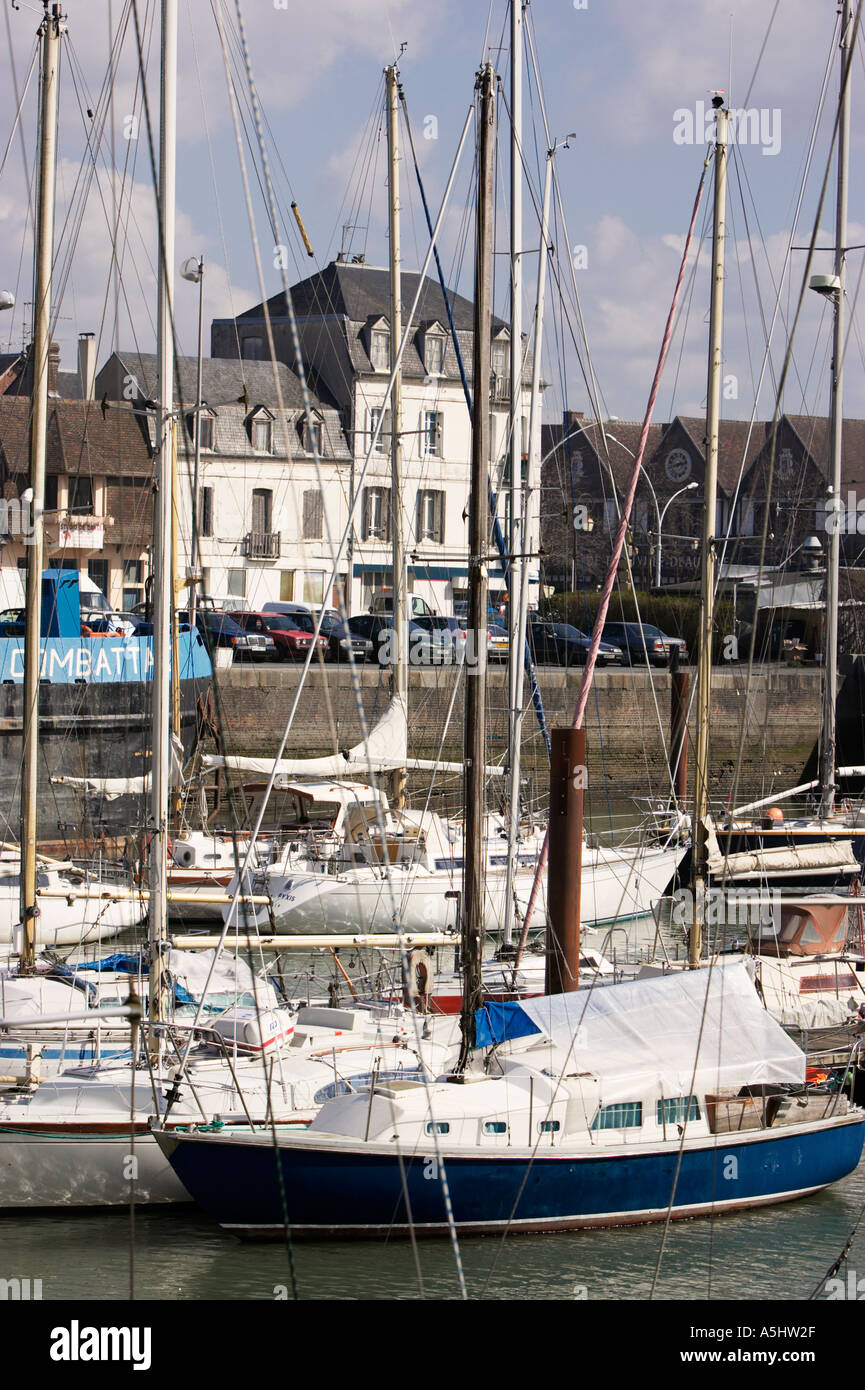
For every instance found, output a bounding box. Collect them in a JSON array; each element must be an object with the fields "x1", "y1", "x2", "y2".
[
  {"x1": 415, "y1": 490, "x2": 423, "y2": 542},
  {"x1": 303, "y1": 490, "x2": 323, "y2": 540},
  {"x1": 385, "y1": 487, "x2": 392, "y2": 543},
  {"x1": 362, "y1": 488, "x2": 371, "y2": 540},
  {"x1": 435, "y1": 490, "x2": 444, "y2": 544}
]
